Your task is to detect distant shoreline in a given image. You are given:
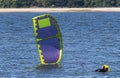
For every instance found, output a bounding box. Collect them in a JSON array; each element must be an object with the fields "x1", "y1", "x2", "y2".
[{"x1": 0, "y1": 8, "x2": 120, "y2": 12}]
